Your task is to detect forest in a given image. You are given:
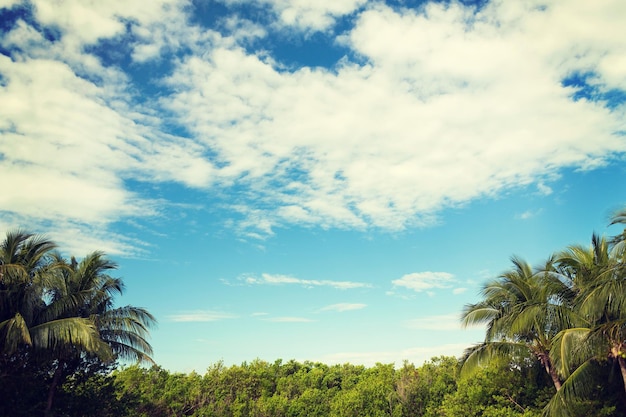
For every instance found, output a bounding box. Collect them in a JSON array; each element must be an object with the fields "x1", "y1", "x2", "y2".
[{"x1": 2, "y1": 207, "x2": 626, "y2": 416}]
